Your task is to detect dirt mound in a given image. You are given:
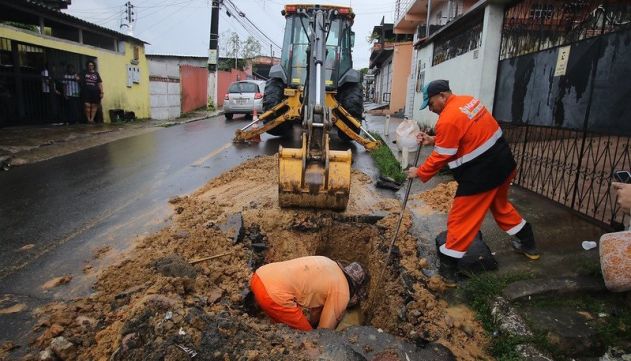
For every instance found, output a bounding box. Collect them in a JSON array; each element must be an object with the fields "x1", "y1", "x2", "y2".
[
  {"x1": 25, "y1": 156, "x2": 488, "y2": 361},
  {"x1": 411, "y1": 181, "x2": 458, "y2": 213}
]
